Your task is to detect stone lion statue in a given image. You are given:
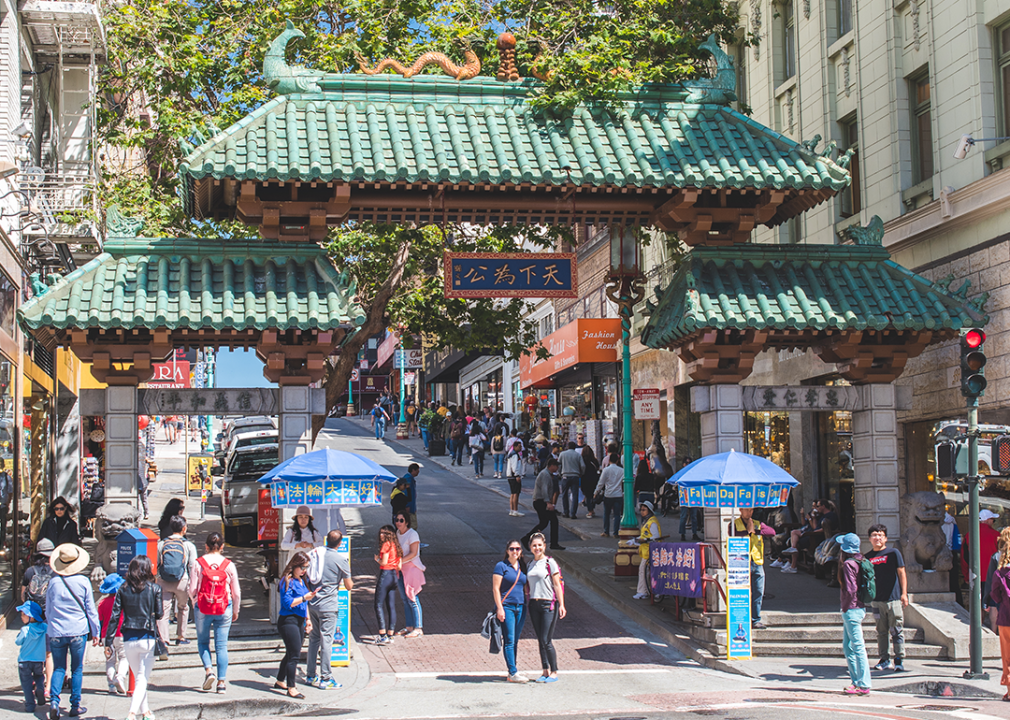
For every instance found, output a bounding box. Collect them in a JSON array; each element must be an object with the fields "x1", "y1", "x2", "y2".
[
  {"x1": 89, "y1": 503, "x2": 141, "y2": 582},
  {"x1": 899, "y1": 491, "x2": 953, "y2": 575}
]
